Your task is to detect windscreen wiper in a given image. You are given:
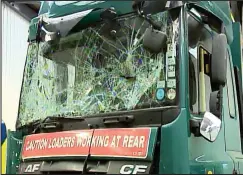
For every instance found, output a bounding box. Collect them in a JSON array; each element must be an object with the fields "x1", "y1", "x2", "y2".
[
  {"x1": 32, "y1": 115, "x2": 86, "y2": 134},
  {"x1": 82, "y1": 129, "x2": 95, "y2": 174}
]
